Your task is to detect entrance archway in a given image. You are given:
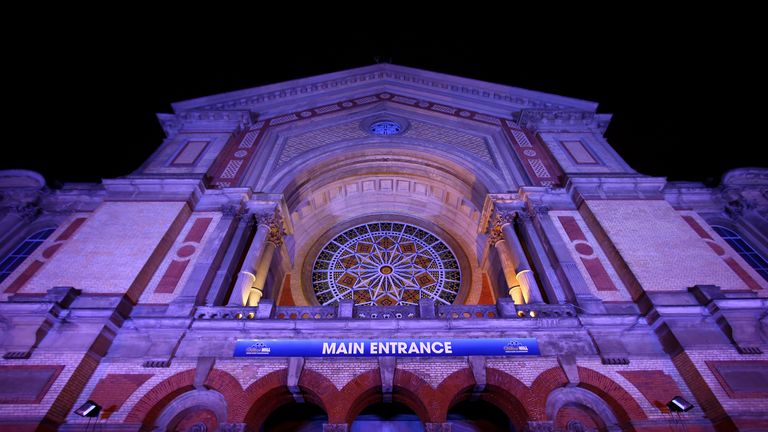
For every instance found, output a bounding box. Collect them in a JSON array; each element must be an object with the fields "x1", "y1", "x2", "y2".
[
  {"x1": 447, "y1": 399, "x2": 514, "y2": 431},
  {"x1": 261, "y1": 402, "x2": 328, "y2": 432},
  {"x1": 351, "y1": 402, "x2": 424, "y2": 432}
]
